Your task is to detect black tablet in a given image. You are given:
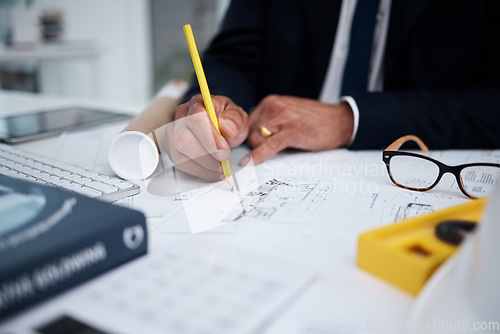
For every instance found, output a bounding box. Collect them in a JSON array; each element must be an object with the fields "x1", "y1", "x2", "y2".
[{"x1": 0, "y1": 106, "x2": 132, "y2": 143}]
